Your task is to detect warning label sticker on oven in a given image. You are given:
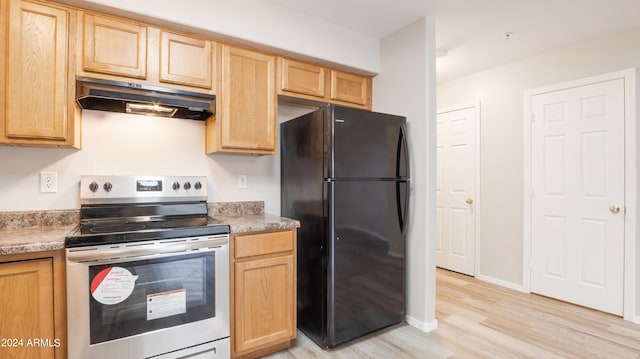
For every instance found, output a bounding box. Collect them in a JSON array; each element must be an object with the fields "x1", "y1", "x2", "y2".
[
  {"x1": 90, "y1": 267, "x2": 138, "y2": 305},
  {"x1": 147, "y1": 289, "x2": 187, "y2": 321}
]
